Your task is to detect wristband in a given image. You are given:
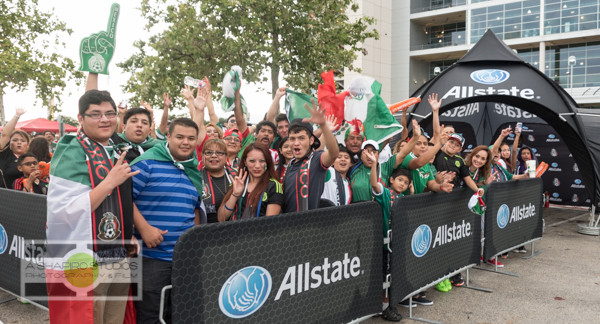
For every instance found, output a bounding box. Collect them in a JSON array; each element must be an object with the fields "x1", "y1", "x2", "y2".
[{"x1": 224, "y1": 203, "x2": 234, "y2": 211}]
